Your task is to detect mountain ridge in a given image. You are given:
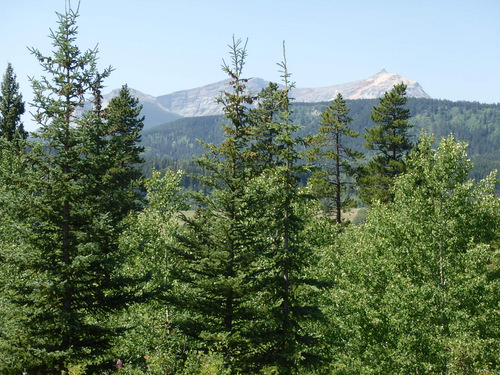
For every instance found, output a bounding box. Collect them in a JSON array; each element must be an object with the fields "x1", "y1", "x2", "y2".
[{"x1": 104, "y1": 70, "x2": 430, "y2": 129}]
